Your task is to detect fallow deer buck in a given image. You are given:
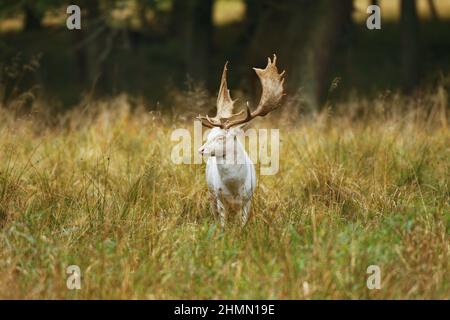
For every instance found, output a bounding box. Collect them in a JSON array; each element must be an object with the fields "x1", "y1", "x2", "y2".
[{"x1": 197, "y1": 54, "x2": 285, "y2": 227}]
